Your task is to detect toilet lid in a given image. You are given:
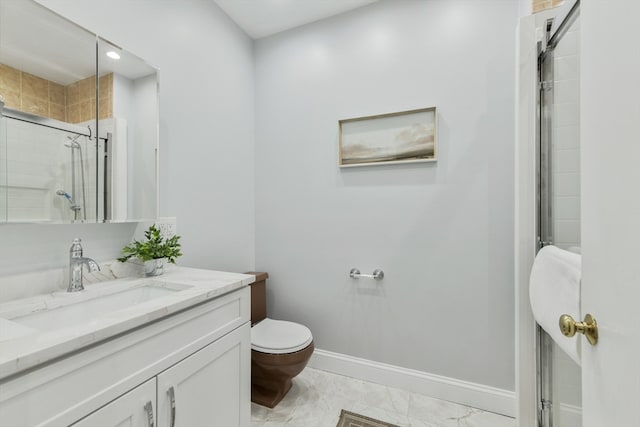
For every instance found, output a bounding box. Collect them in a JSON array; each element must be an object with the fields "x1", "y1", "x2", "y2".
[{"x1": 251, "y1": 318, "x2": 313, "y2": 354}]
